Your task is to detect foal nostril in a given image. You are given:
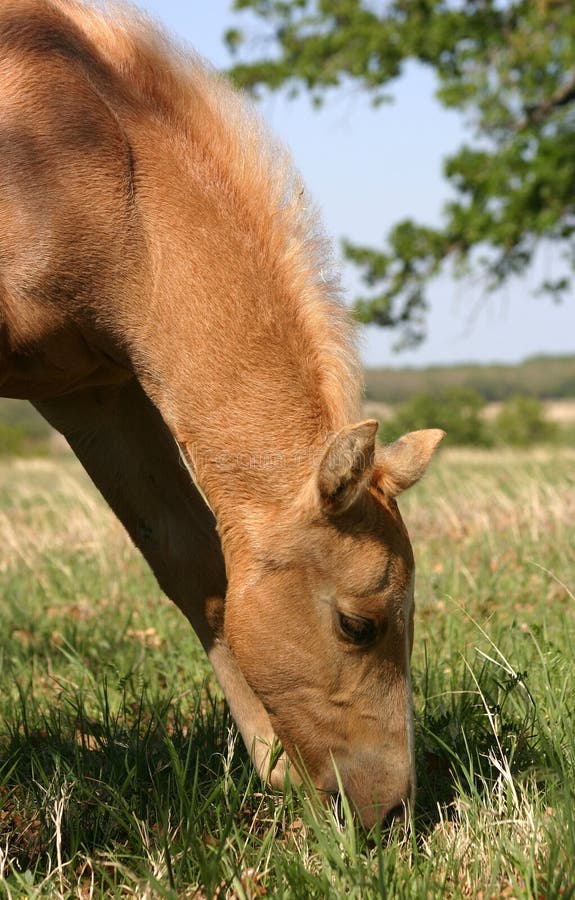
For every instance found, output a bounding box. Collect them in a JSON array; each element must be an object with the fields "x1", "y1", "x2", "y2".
[{"x1": 383, "y1": 802, "x2": 408, "y2": 829}]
